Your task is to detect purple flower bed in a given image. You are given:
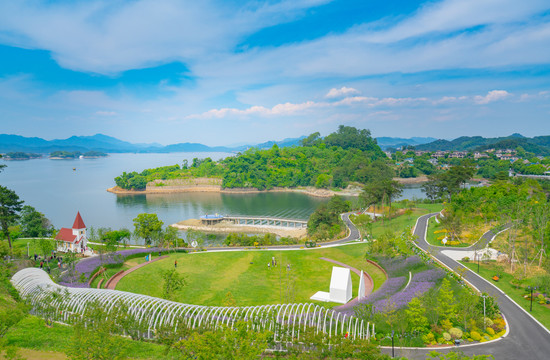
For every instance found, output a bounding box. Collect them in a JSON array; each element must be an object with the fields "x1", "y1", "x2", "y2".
[
  {"x1": 358, "y1": 268, "x2": 444, "y2": 312},
  {"x1": 61, "y1": 247, "x2": 160, "y2": 288},
  {"x1": 374, "y1": 281, "x2": 434, "y2": 311},
  {"x1": 363, "y1": 276, "x2": 407, "y2": 304},
  {"x1": 377, "y1": 256, "x2": 421, "y2": 277},
  {"x1": 411, "y1": 269, "x2": 445, "y2": 283},
  {"x1": 58, "y1": 281, "x2": 90, "y2": 288}
]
